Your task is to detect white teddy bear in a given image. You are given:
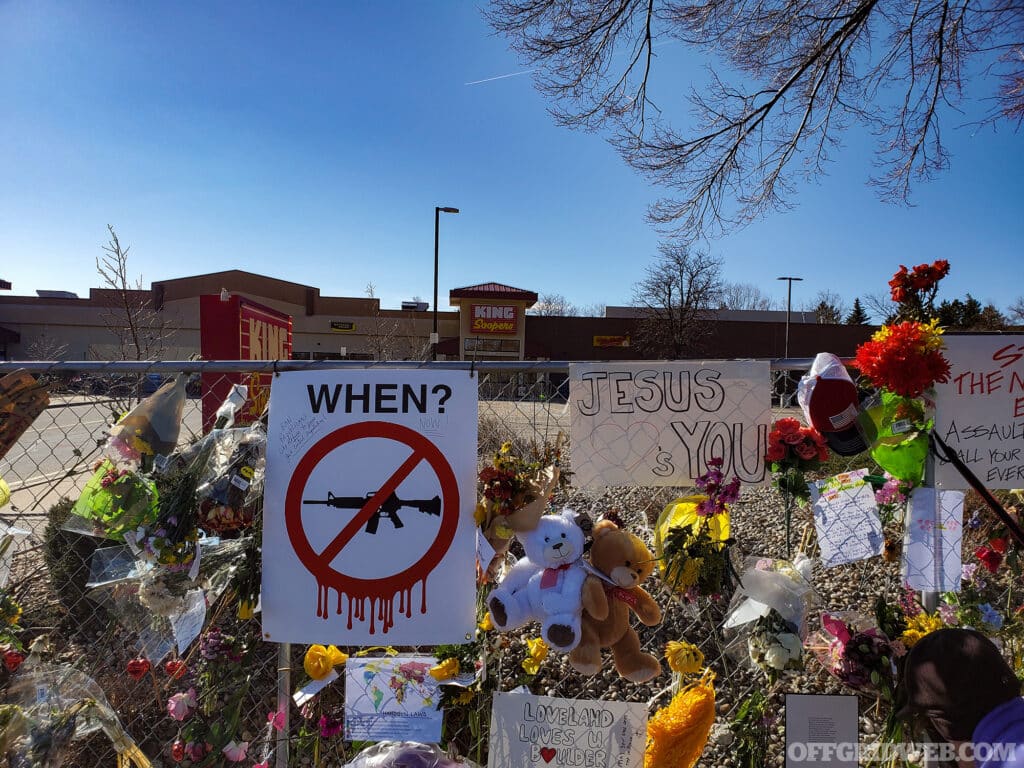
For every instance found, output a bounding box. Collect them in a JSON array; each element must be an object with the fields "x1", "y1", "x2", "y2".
[{"x1": 486, "y1": 509, "x2": 593, "y2": 652}]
